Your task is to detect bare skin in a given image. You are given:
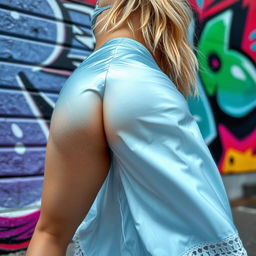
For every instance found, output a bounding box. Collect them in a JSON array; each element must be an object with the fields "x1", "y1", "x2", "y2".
[
  {"x1": 26, "y1": 91, "x2": 111, "y2": 255},
  {"x1": 94, "y1": 0, "x2": 156, "y2": 58},
  {"x1": 26, "y1": 1, "x2": 147, "y2": 255}
]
